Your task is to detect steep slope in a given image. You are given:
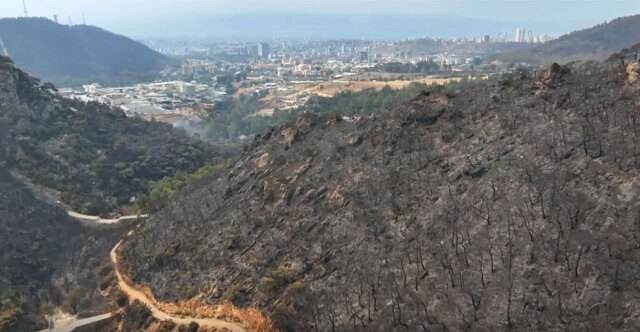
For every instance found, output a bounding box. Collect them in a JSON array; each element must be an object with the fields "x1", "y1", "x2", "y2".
[
  {"x1": 497, "y1": 14, "x2": 640, "y2": 64},
  {"x1": 0, "y1": 17, "x2": 175, "y2": 86},
  {"x1": 120, "y1": 63, "x2": 640, "y2": 331},
  {"x1": 0, "y1": 55, "x2": 220, "y2": 214},
  {"x1": 0, "y1": 166, "x2": 124, "y2": 332},
  {"x1": 0, "y1": 53, "x2": 218, "y2": 331}
]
